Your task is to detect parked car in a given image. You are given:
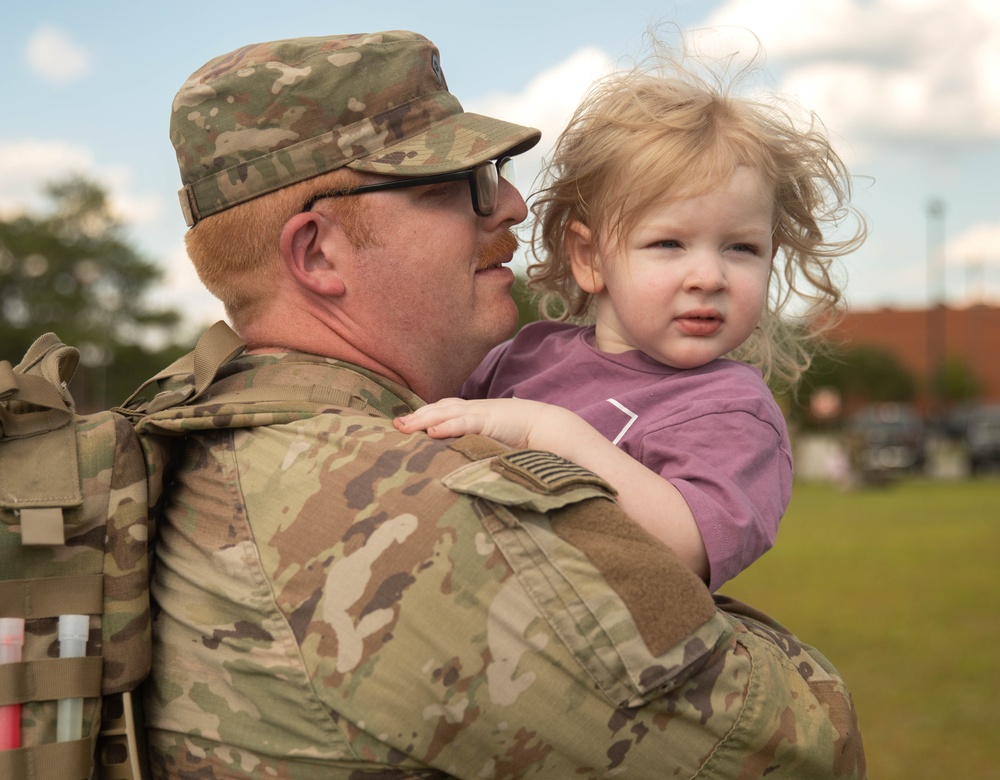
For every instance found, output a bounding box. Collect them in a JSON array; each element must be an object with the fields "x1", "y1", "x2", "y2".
[
  {"x1": 846, "y1": 403, "x2": 926, "y2": 479},
  {"x1": 965, "y1": 405, "x2": 1000, "y2": 474}
]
